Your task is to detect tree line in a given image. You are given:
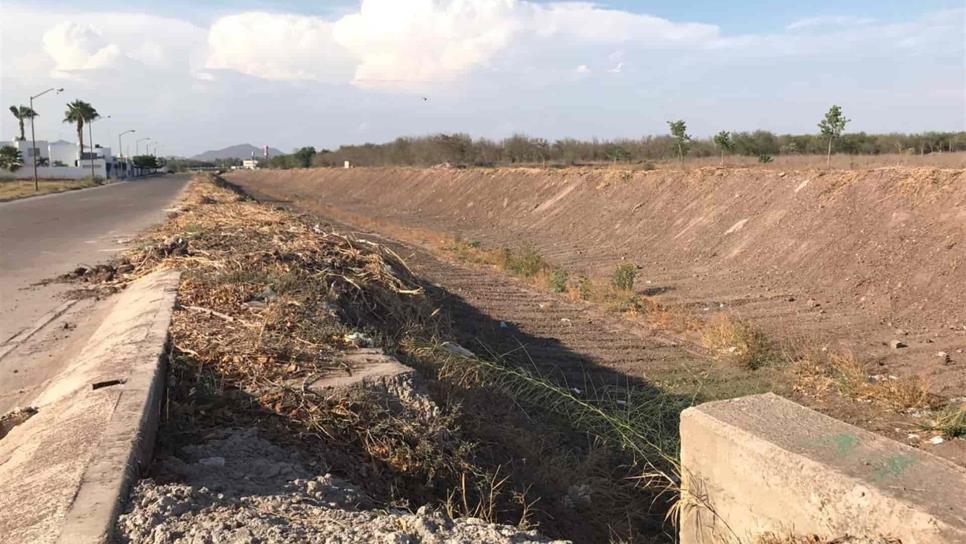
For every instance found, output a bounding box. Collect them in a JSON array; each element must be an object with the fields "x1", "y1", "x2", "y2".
[
  {"x1": 259, "y1": 105, "x2": 963, "y2": 169},
  {"x1": 300, "y1": 129, "x2": 964, "y2": 169}
]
